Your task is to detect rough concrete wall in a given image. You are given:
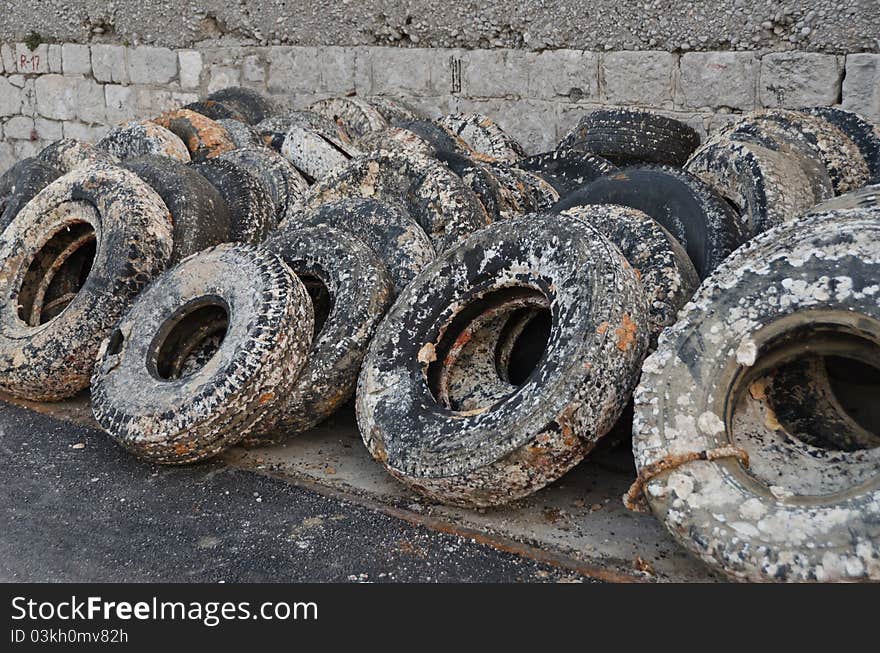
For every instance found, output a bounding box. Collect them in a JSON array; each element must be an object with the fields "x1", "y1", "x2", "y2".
[
  {"x1": 1, "y1": 41, "x2": 879, "y2": 173},
  {"x1": 0, "y1": 1, "x2": 878, "y2": 53}
]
